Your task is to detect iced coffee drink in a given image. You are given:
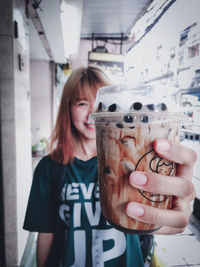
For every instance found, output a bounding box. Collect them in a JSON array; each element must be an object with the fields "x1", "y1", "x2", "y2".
[{"x1": 92, "y1": 84, "x2": 186, "y2": 233}]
